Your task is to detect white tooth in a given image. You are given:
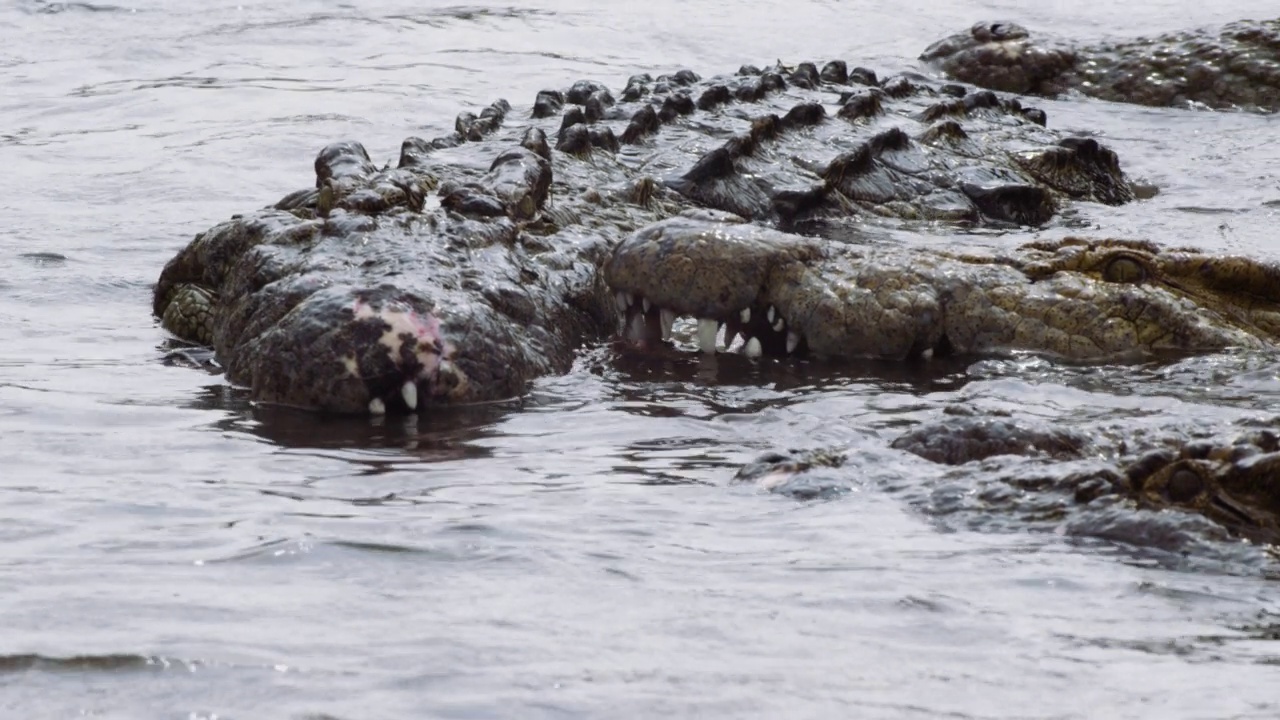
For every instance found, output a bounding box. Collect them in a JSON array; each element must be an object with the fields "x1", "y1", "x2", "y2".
[
  {"x1": 615, "y1": 291, "x2": 628, "y2": 312},
  {"x1": 921, "y1": 347, "x2": 934, "y2": 361},
  {"x1": 697, "y1": 318, "x2": 719, "y2": 353},
  {"x1": 401, "y1": 380, "x2": 418, "y2": 411},
  {"x1": 659, "y1": 308, "x2": 676, "y2": 340},
  {"x1": 642, "y1": 297, "x2": 651, "y2": 313},
  {"x1": 745, "y1": 336, "x2": 763, "y2": 358},
  {"x1": 626, "y1": 292, "x2": 635, "y2": 307},
  {"x1": 786, "y1": 331, "x2": 800, "y2": 354},
  {"x1": 368, "y1": 397, "x2": 387, "y2": 415},
  {"x1": 767, "y1": 306, "x2": 776, "y2": 323},
  {"x1": 739, "y1": 308, "x2": 751, "y2": 323},
  {"x1": 627, "y1": 312, "x2": 647, "y2": 341},
  {"x1": 772, "y1": 317, "x2": 785, "y2": 333}
]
